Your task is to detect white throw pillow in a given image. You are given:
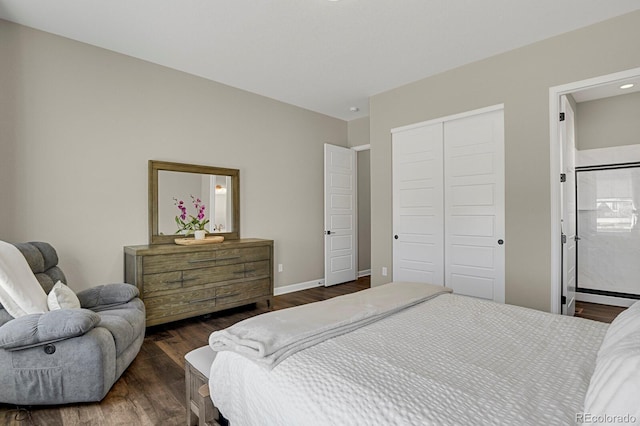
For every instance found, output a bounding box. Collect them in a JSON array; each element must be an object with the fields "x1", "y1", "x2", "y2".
[
  {"x1": 0, "y1": 241, "x2": 49, "y2": 317},
  {"x1": 584, "y1": 304, "x2": 640, "y2": 421},
  {"x1": 597, "y1": 300, "x2": 640, "y2": 358},
  {"x1": 47, "y1": 281, "x2": 81, "y2": 310}
]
